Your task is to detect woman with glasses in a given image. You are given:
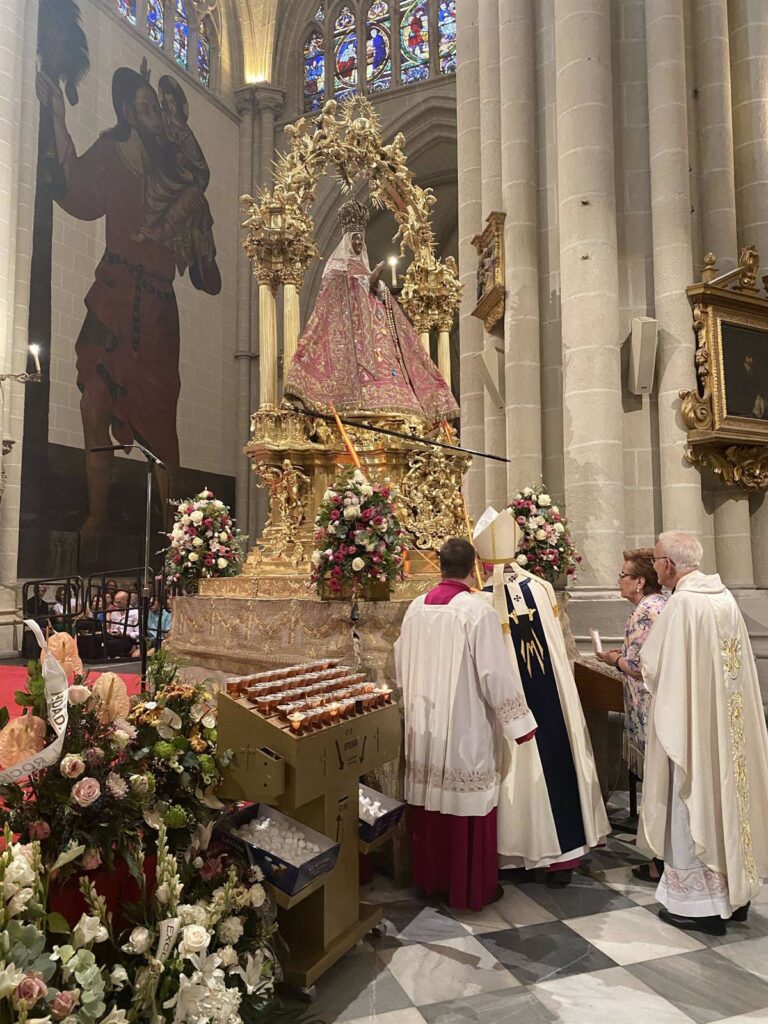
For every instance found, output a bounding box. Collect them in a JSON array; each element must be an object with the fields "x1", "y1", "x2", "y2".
[{"x1": 595, "y1": 549, "x2": 668, "y2": 879}]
